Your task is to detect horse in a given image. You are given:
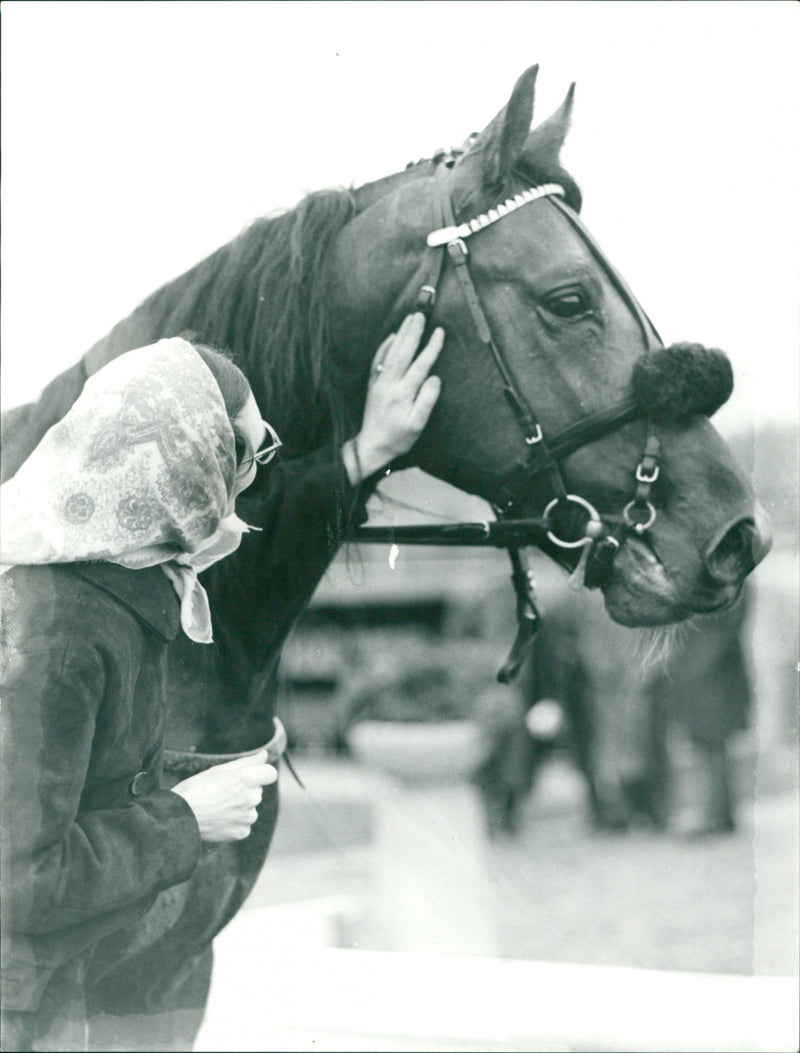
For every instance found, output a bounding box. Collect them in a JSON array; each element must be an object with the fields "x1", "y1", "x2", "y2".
[{"x1": 1, "y1": 65, "x2": 770, "y2": 1048}]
